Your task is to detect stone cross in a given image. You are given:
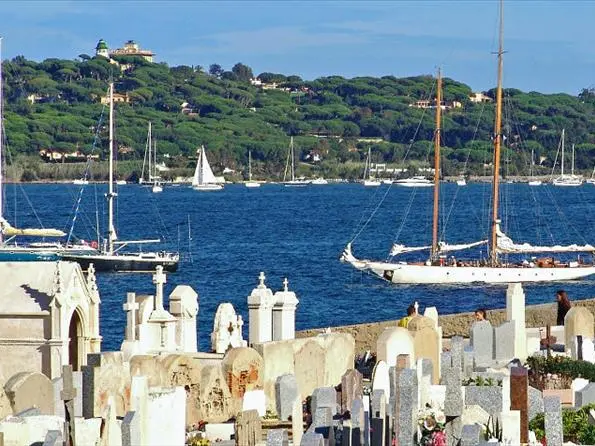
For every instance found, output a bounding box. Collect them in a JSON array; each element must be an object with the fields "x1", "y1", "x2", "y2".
[
  {"x1": 61, "y1": 365, "x2": 77, "y2": 446},
  {"x1": 152, "y1": 265, "x2": 167, "y2": 312},
  {"x1": 258, "y1": 271, "x2": 266, "y2": 289},
  {"x1": 123, "y1": 292, "x2": 139, "y2": 341},
  {"x1": 414, "y1": 301, "x2": 419, "y2": 314},
  {"x1": 283, "y1": 277, "x2": 289, "y2": 292}
]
